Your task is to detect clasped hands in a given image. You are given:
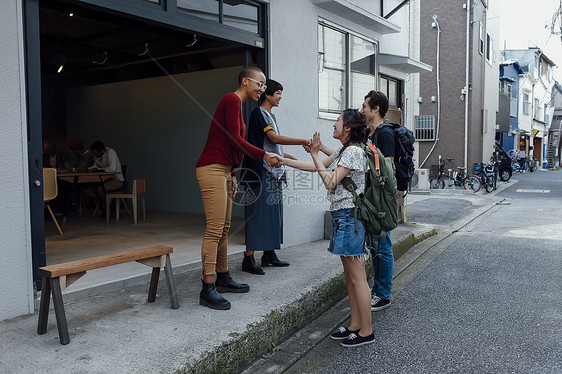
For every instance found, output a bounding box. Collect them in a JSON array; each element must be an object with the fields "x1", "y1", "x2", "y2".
[
  {"x1": 264, "y1": 152, "x2": 282, "y2": 168},
  {"x1": 271, "y1": 133, "x2": 322, "y2": 166},
  {"x1": 302, "y1": 134, "x2": 321, "y2": 154}
]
